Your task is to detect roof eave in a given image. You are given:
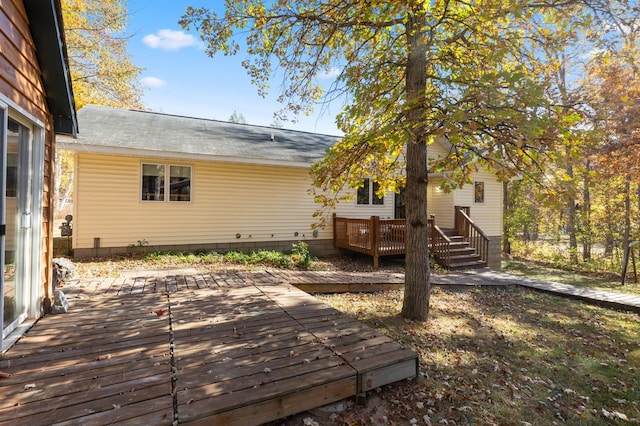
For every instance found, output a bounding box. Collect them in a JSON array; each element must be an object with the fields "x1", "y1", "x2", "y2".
[
  {"x1": 55, "y1": 140, "x2": 315, "y2": 168},
  {"x1": 24, "y1": 0, "x2": 77, "y2": 136}
]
